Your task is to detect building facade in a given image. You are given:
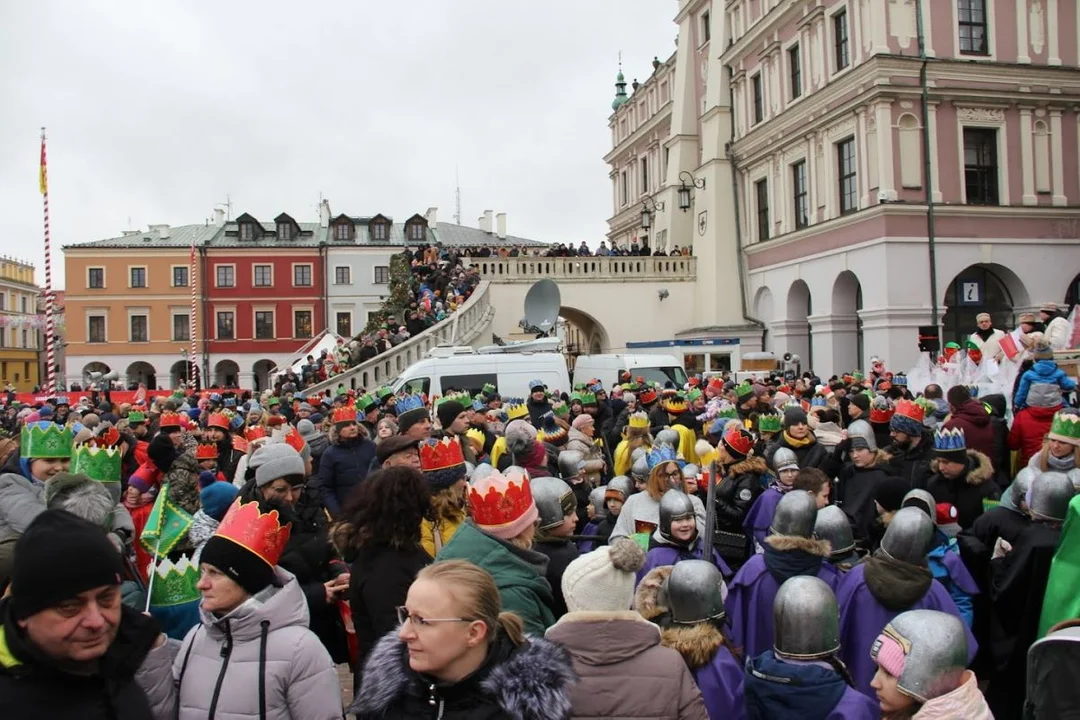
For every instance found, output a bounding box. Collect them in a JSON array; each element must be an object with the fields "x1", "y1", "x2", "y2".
[
  {"x1": 725, "y1": 0, "x2": 1080, "y2": 372},
  {"x1": 0, "y1": 258, "x2": 42, "y2": 391}
]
